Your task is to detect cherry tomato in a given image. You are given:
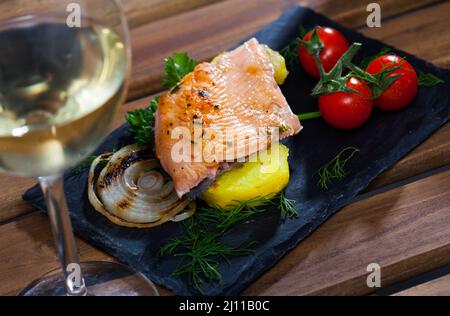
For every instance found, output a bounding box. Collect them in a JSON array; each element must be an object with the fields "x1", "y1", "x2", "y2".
[
  {"x1": 366, "y1": 54, "x2": 418, "y2": 111},
  {"x1": 319, "y1": 77, "x2": 373, "y2": 130},
  {"x1": 299, "y1": 27, "x2": 349, "y2": 79}
]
